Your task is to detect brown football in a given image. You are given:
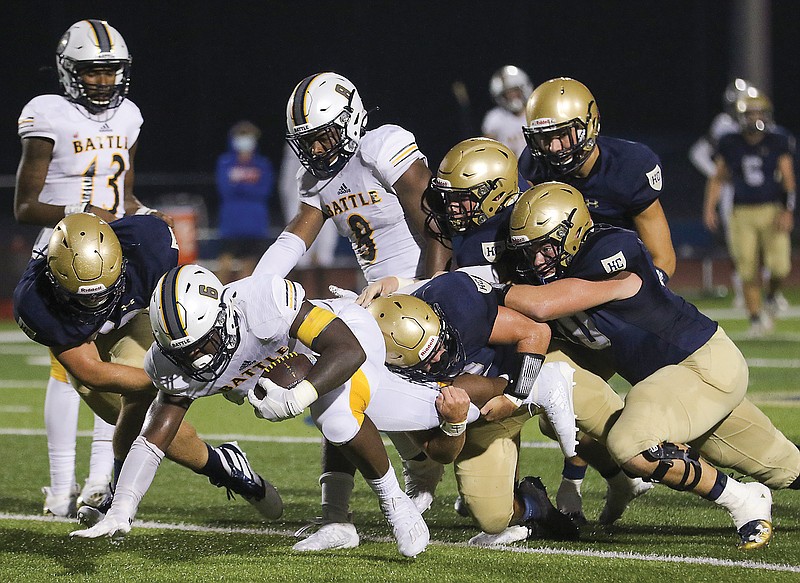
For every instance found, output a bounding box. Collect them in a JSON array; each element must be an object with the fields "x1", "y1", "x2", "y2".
[{"x1": 254, "y1": 352, "x2": 314, "y2": 398}]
